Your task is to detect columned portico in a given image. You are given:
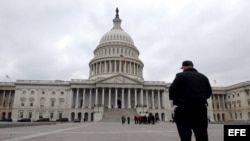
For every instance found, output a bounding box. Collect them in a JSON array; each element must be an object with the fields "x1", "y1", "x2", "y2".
[{"x1": 70, "y1": 84, "x2": 165, "y2": 112}]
